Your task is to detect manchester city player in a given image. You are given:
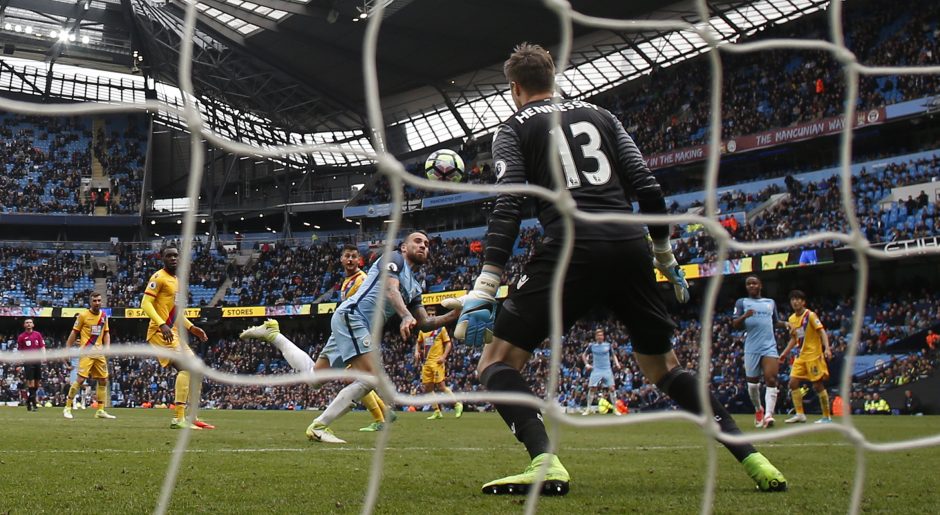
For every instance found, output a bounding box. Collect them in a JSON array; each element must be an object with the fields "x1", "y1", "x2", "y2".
[
  {"x1": 732, "y1": 275, "x2": 787, "y2": 428},
  {"x1": 306, "y1": 231, "x2": 460, "y2": 443},
  {"x1": 581, "y1": 328, "x2": 621, "y2": 415}
]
